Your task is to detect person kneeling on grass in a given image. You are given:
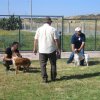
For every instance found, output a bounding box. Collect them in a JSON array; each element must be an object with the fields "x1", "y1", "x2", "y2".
[
  {"x1": 3, "y1": 42, "x2": 22, "y2": 71},
  {"x1": 67, "y1": 27, "x2": 86, "y2": 66}
]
